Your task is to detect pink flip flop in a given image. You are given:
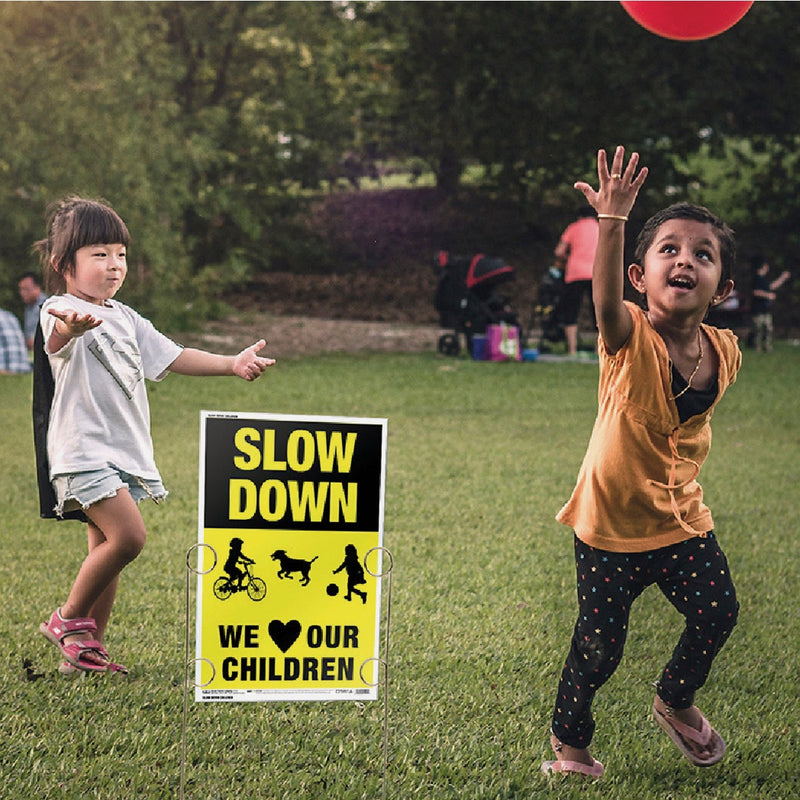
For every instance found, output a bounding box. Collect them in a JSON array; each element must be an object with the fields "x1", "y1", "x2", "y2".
[
  {"x1": 653, "y1": 701, "x2": 726, "y2": 767},
  {"x1": 541, "y1": 735, "x2": 604, "y2": 779},
  {"x1": 541, "y1": 757, "x2": 605, "y2": 779}
]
